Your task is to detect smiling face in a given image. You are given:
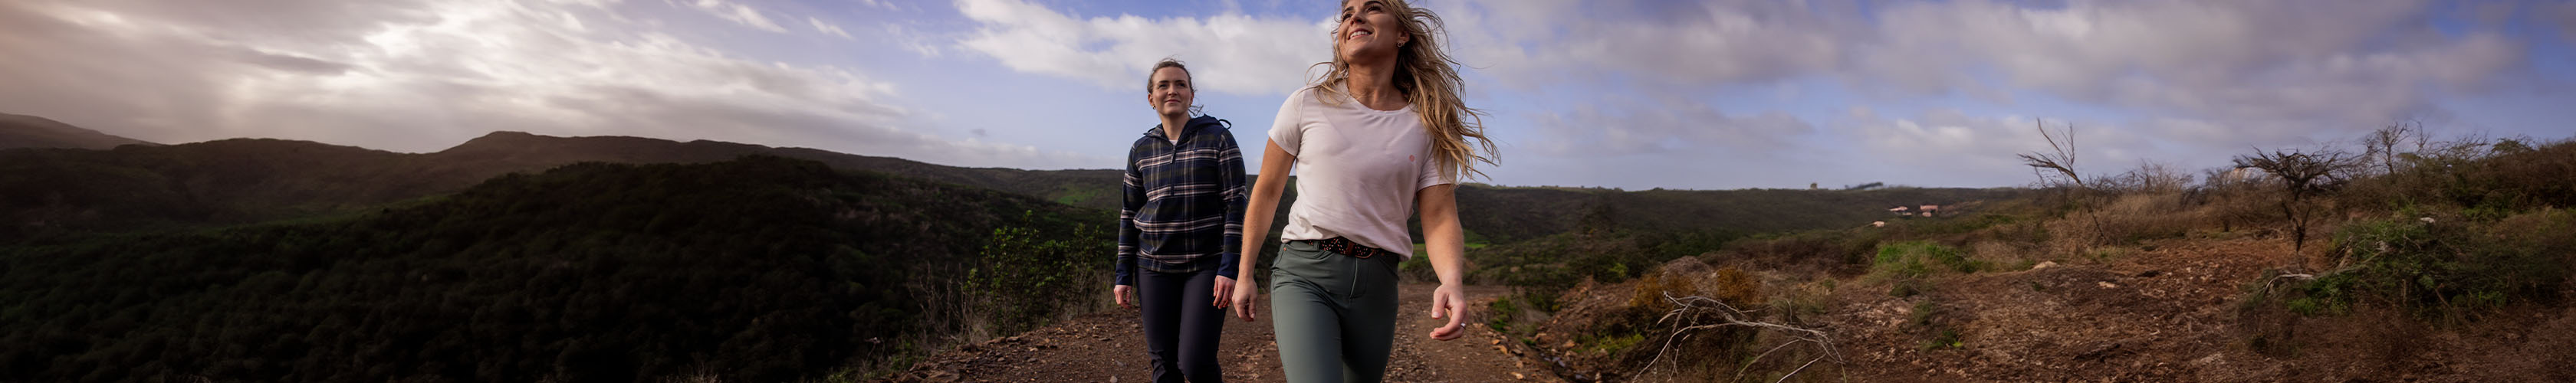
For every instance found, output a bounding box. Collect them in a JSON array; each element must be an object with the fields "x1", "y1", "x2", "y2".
[
  {"x1": 1335, "y1": 0, "x2": 1409, "y2": 65},
  {"x1": 1146, "y1": 66, "x2": 1194, "y2": 118}
]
